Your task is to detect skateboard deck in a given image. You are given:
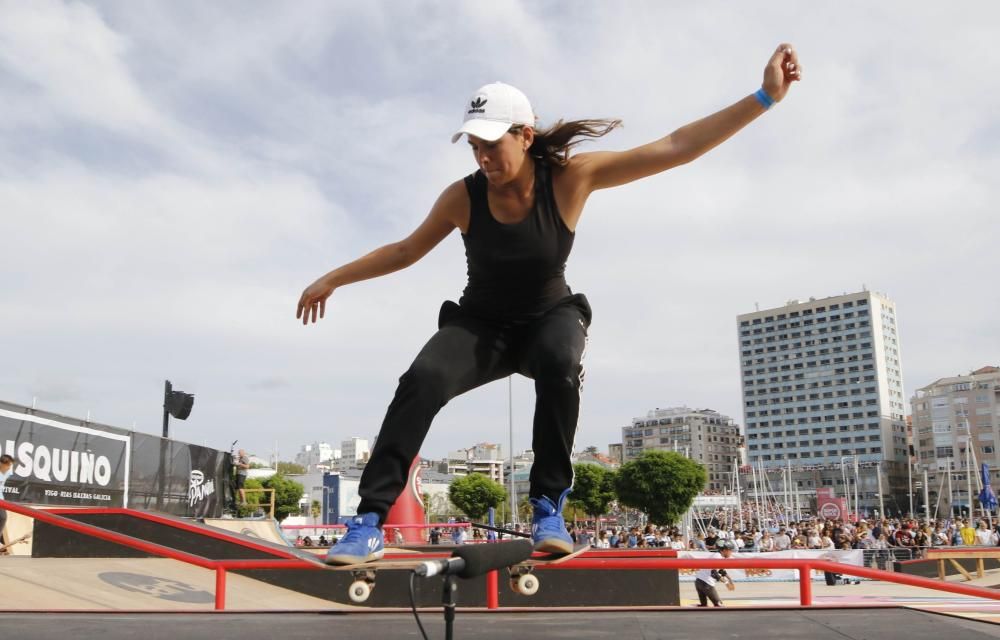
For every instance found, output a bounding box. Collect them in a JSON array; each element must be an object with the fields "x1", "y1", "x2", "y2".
[
  {"x1": 0, "y1": 533, "x2": 31, "y2": 555},
  {"x1": 521, "y1": 544, "x2": 591, "y2": 566},
  {"x1": 298, "y1": 543, "x2": 590, "y2": 603}
]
